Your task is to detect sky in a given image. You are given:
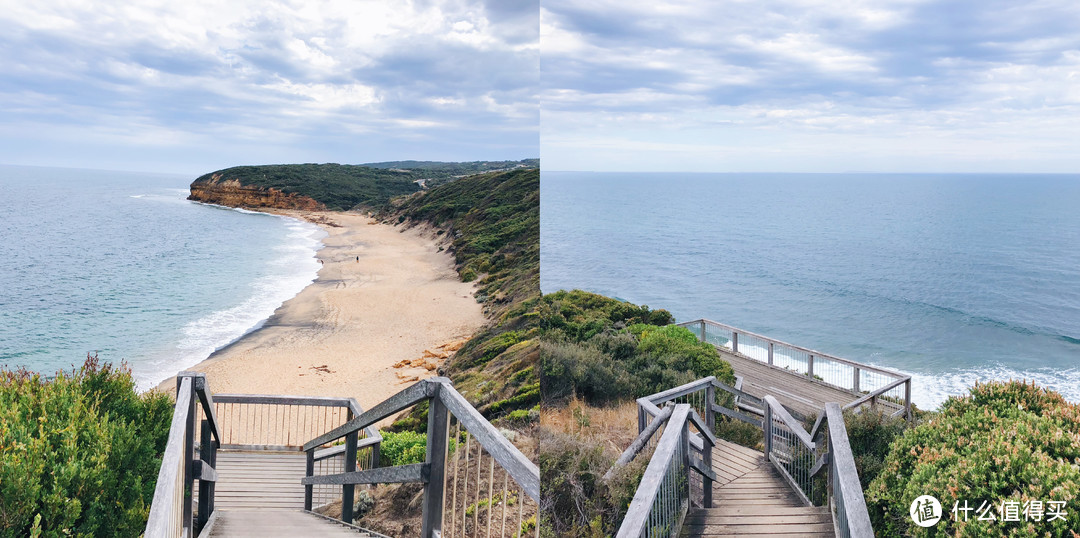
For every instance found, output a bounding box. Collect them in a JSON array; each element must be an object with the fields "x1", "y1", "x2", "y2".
[
  {"x1": 542, "y1": 0, "x2": 1080, "y2": 172},
  {"x1": 0, "y1": 0, "x2": 538, "y2": 175}
]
